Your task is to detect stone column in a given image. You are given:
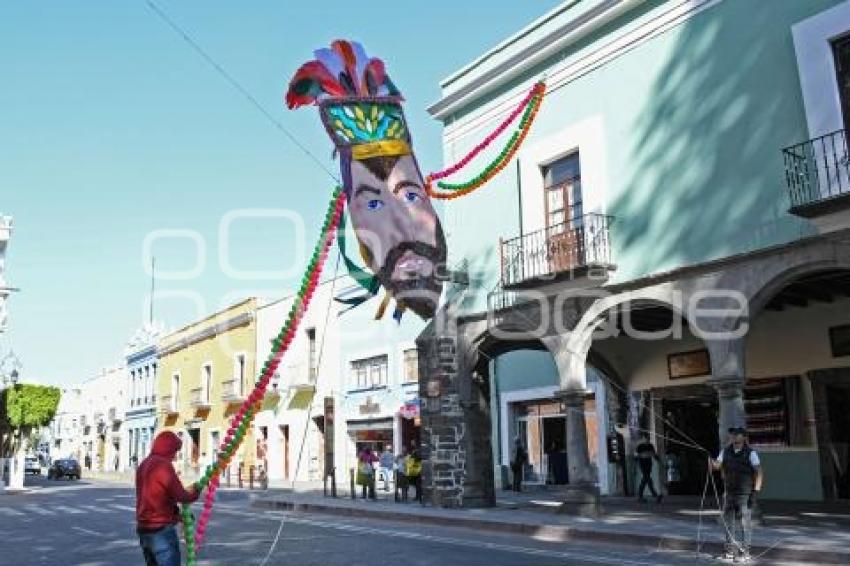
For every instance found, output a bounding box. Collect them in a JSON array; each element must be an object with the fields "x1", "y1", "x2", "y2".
[
  {"x1": 712, "y1": 377, "x2": 746, "y2": 449},
  {"x1": 555, "y1": 388, "x2": 595, "y2": 485},
  {"x1": 707, "y1": 338, "x2": 747, "y2": 448}
]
